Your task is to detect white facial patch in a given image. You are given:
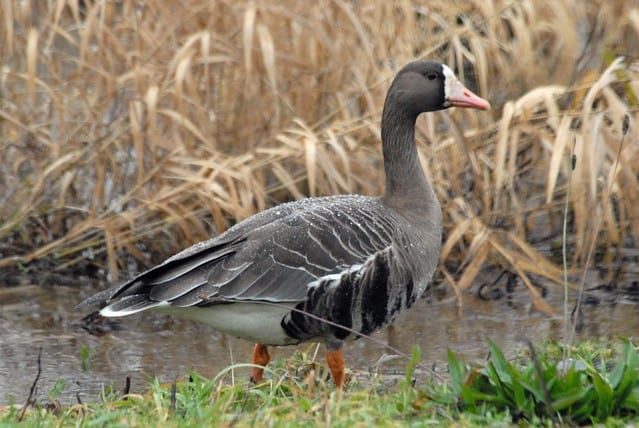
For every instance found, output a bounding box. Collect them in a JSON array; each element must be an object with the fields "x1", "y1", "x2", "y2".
[{"x1": 441, "y1": 64, "x2": 458, "y2": 101}]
